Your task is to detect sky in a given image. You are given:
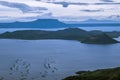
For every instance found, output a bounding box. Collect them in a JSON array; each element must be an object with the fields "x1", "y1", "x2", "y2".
[{"x1": 0, "y1": 0, "x2": 120, "y2": 23}]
